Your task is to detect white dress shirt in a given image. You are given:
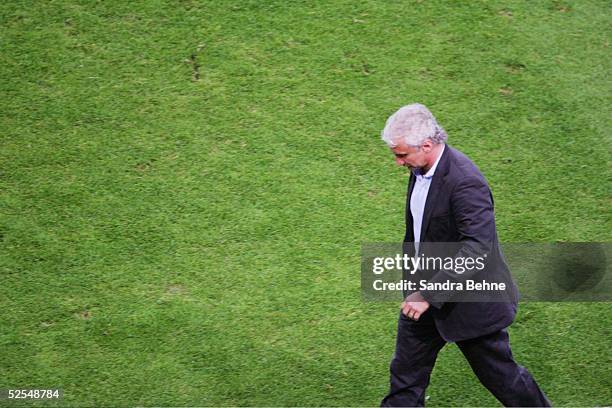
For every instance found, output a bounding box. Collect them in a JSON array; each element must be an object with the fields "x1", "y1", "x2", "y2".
[{"x1": 411, "y1": 144, "x2": 445, "y2": 254}]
